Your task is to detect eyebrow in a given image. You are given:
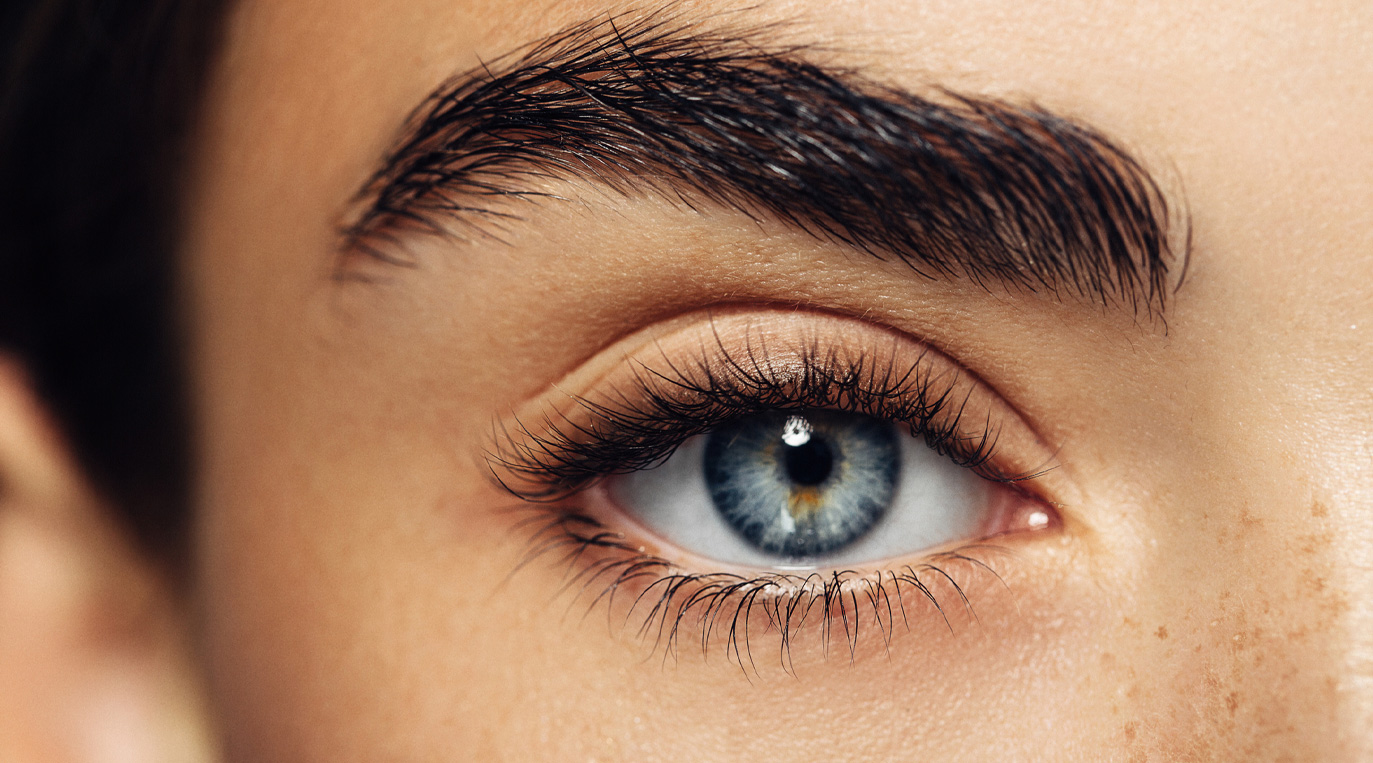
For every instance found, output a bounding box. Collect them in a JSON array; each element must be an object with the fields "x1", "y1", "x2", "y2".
[{"x1": 343, "y1": 12, "x2": 1186, "y2": 313}]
